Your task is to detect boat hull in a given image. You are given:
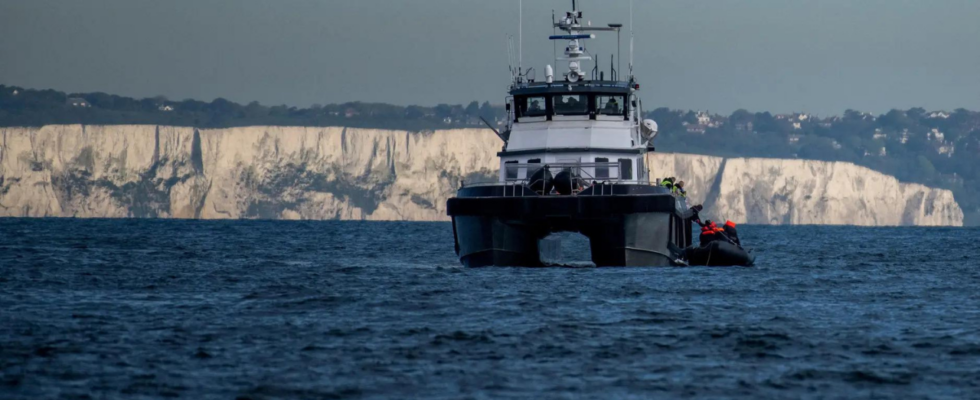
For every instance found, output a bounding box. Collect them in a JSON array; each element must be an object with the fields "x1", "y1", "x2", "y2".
[
  {"x1": 684, "y1": 241, "x2": 755, "y2": 267},
  {"x1": 447, "y1": 186, "x2": 696, "y2": 267}
]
